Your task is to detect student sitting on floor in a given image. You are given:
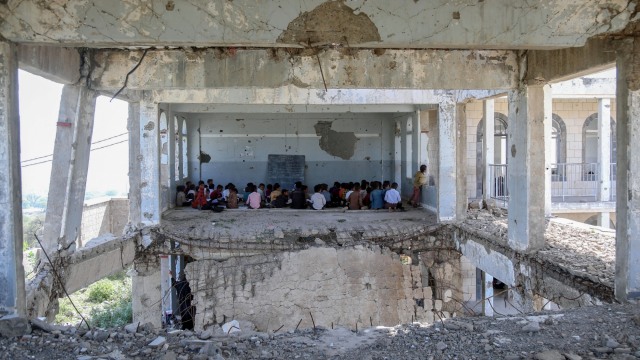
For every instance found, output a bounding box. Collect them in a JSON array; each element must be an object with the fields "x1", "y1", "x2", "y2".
[
  {"x1": 247, "y1": 184, "x2": 261, "y2": 209},
  {"x1": 270, "y1": 183, "x2": 282, "y2": 204},
  {"x1": 290, "y1": 183, "x2": 308, "y2": 209},
  {"x1": 272, "y1": 189, "x2": 291, "y2": 208},
  {"x1": 348, "y1": 183, "x2": 363, "y2": 210},
  {"x1": 310, "y1": 184, "x2": 326, "y2": 210},
  {"x1": 226, "y1": 187, "x2": 239, "y2": 209},
  {"x1": 192, "y1": 184, "x2": 209, "y2": 210},
  {"x1": 384, "y1": 182, "x2": 401, "y2": 211},
  {"x1": 370, "y1": 182, "x2": 384, "y2": 210},
  {"x1": 176, "y1": 185, "x2": 191, "y2": 207}
]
